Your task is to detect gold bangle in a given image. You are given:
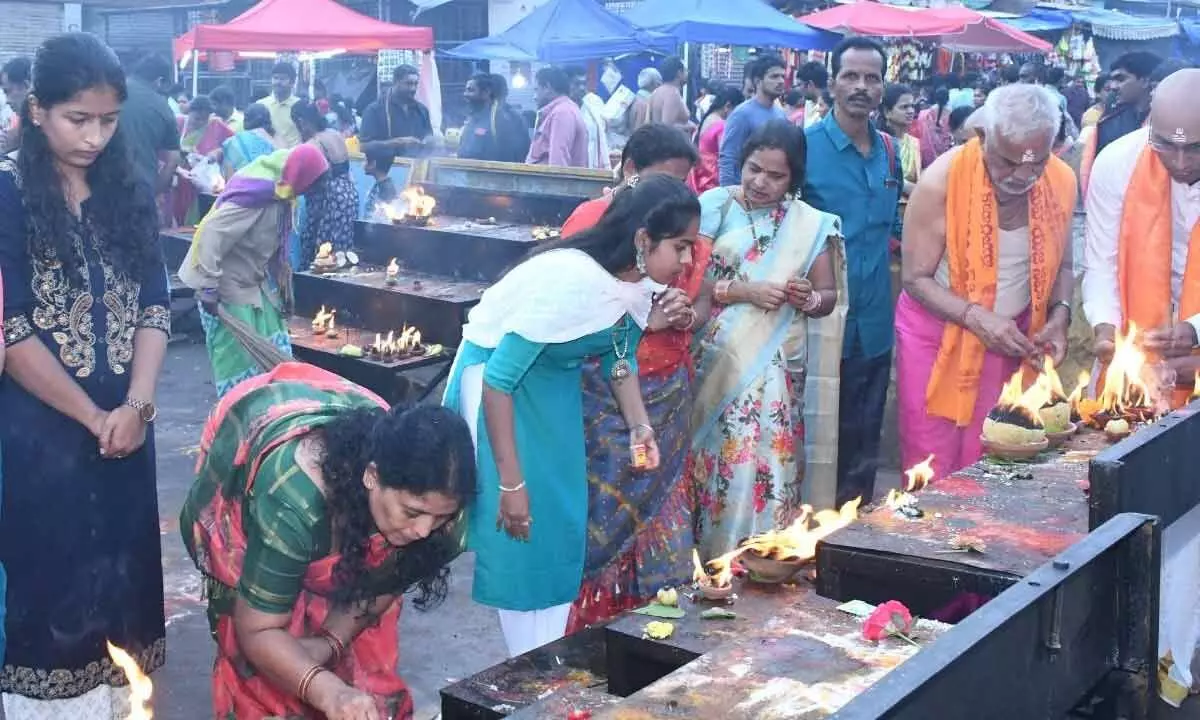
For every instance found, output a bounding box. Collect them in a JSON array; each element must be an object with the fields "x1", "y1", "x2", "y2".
[
  {"x1": 319, "y1": 628, "x2": 346, "y2": 666},
  {"x1": 297, "y1": 664, "x2": 328, "y2": 704}
]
